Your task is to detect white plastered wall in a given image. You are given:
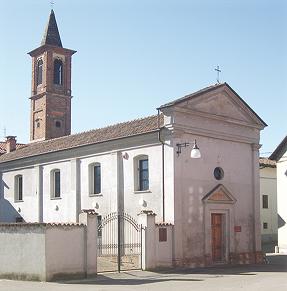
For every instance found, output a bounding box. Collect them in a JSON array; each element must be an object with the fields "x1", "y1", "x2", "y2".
[
  {"x1": 259, "y1": 166, "x2": 277, "y2": 244},
  {"x1": 1, "y1": 167, "x2": 38, "y2": 222},
  {"x1": 277, "y1": 155, "x2": 287, "y2": 253}
]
